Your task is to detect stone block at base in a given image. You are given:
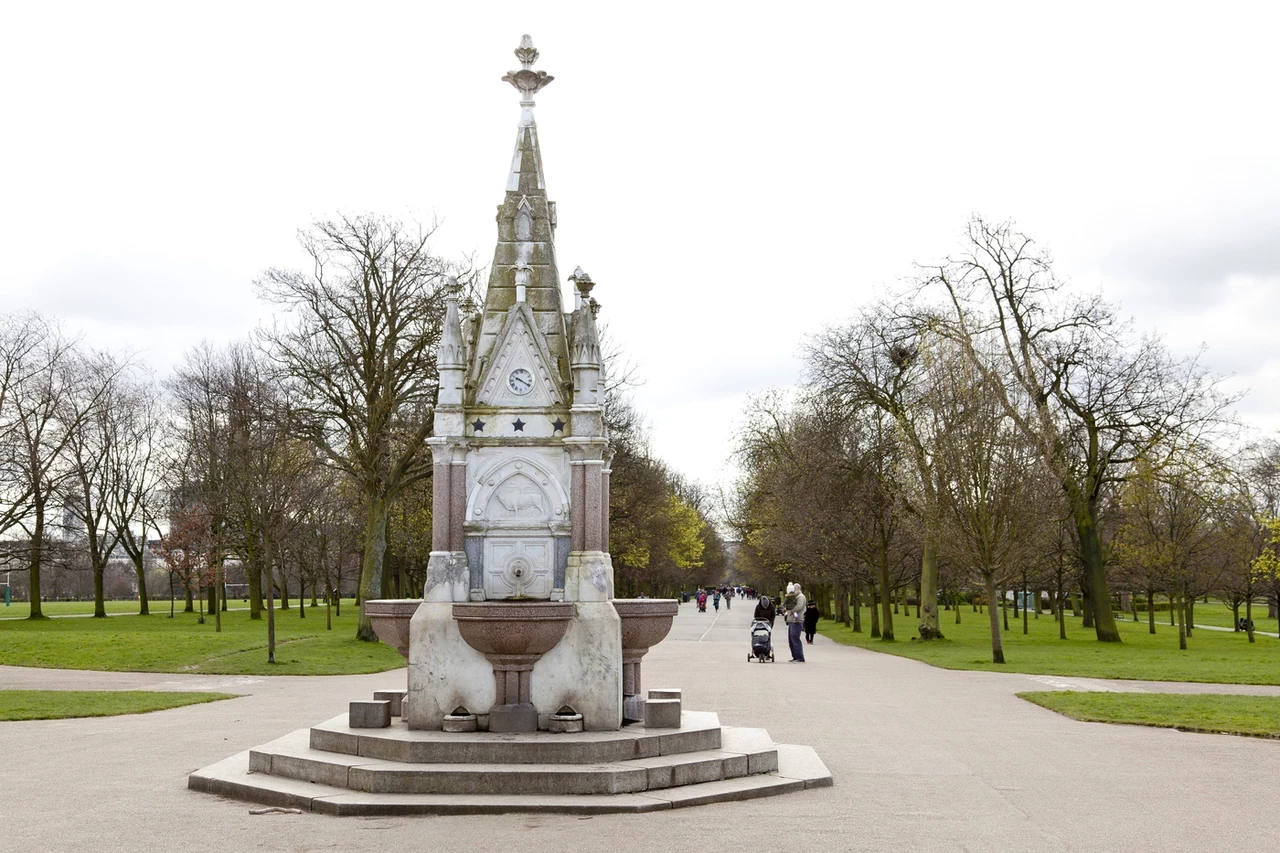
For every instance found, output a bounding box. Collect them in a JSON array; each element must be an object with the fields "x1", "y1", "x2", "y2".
[
  {"x1": 374, "y1": 690, "x2": 406, "y2": 716},
  {"x1": 350, "y1": 701, "x2": 392, "y2": 729},
  {"x1": 489, "y1": 703, "x2": 538, "y2": 733},
  {"x1": 647, "y1": 688, "x2": 681, "y2": 702},
  {"x1": 645, "y1": 699, "x2": 681, "y2": 729},
  {"x1": 624, "y1": 694, "x2": 646, "y2": 722}
]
